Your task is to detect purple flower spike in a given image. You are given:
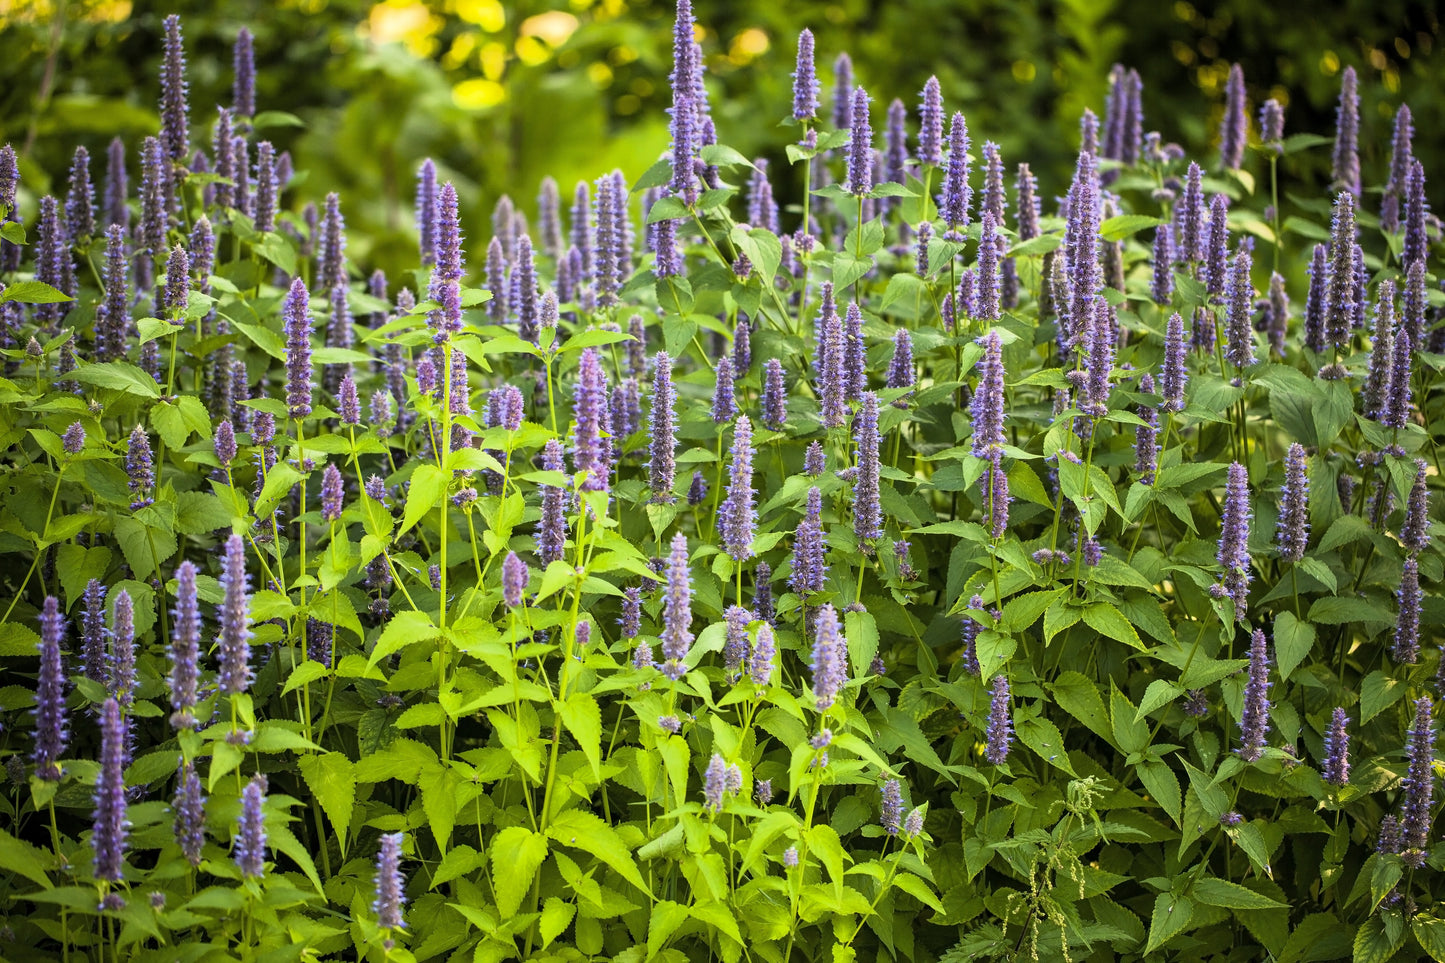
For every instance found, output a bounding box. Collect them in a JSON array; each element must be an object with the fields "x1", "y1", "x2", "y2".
[
  {"x1": 620, "y1": 587, "x2": 641, "y2": 641},
  {"x1": 572, "y1": 348, "x2": 610, "y2": 493},
  {"x1": 1395, "y1": 557, "x2": 1421, "y2": 664},
  {"x1": 233, "y1": 26, "x2": 255, "y2": 117},
  {"x1": 282, "y1": 278, "x2": 313, "y2": 420},
  {"x1": 1224, "y1": 247, "x2": 1256, "y2": 370},
  {"x1": 722, "y1": 605, "x2": 753, "y2": 676},
  {"x1": 791, "y1": 486, "x2": 828, "y2": 597},
  {"x1": 719, "y1": 414, "x2": 757, "y2": 561},
  {"x1": 1150, "y1": 228, "x2": 1173, "y2": 305},
  {"x1": 234, "y1": 773, "x2": 267, "y2": 878},
  {"x1": 318, "y1": 193, "x2": 347, "y2": 294},
  {"x1": 82, "y1": 580, "x2": 108, "y2": 684},
  {"x1": 853, "y1": 393, "x2": 882, "y2": 543},
  {"x1": 761, "y1": 358, "x2": 787, "y2": 430},
  {"x1": 1161, "y1": 313, "x2": 1188, "y2": 412},
  {"x1": 977, "y1": 212, "x2": 1002, "y2": 321},
  {"x1": 970, "y1": 331, "x2": 1005, "y2": 457},
  {"x1": 886, "y1": 329, "x2": 914, "y2": 393},
  {"x1": 1237, "y1": 628, "x2": 1270, "y2": 761},
  {"x1": 66, "y1": 146, "x2": 94, "y2": 242},
  {"x1": 374, "y1": 832, "x2": 407, "y2": 931},
  {"x1": 170, "y1": 560, "x2": 201, "y2": 729},
  {"x1": 1382, "y1": 105, "x2": 1414, "y2": 232},
  {"x1": 1217, "y1": 463, "x2": 1251, "y2": 618},
  {"x1": 1383, "y1": 327, "x2": 1414, "y2": 430},
  {"x1": 939, "y1": 113, "x2": 971, "y2": 238},
  {"x1": 1205, "y1": 193, "x2": 1231, "y2": 299},
  {"x1": 63, "y1": 422, "x2": 85, "y2": 455},
  {"x1": 845, "y1": 86, "x2": 873, "y2": 197},
  {"x1": 1402, "y1": 697, "x2": 1434, "y2": 856},
  {"x1": 749, "y1": 622, "x2": 776, "y2": 687},
  {"x1": 811, "y1": 603, "x2": 847, "y2": 710},
  {"x1": 1323, "y1": 707, "x2": 1350, "y2": 787},
  {"x1": 1402, "y1": 460, "x2": 1430, "y2": 555},
  {"x1": 918, "y1": 76, "x2": 943, "y2": 166},
  {"x1": 712, "y1": 353, "x2": 737, "y2": 423},
  {"x1": 1331, "y1": 66, "x2": 1361, "y2": 197},
  {"x1": 660, "y1": 532, "x2": 693, "y2": 680},
  {"x1": 1259, "y1": 98, "x2": 1285, "y2": 151},
  {"x1": 832, "y1": 53, "x2": 854, "y2": 130},
  {"x1": 792, "y1": 29, "x2": 818, "y2": 122},
  {"x1": 126, "y1": 424, "x2": 155, "y2": 511},
  {"x1": 986, "y1": 675, "x2": 1012, "y2": 764},
  {"x1": 983, "y1": 453, "x2": 1010, "y2": 540},
  {"x1": 1302, "y1": 244, "x2": 1328, "y2": 354},
  {"x1": 535, "y1": 440, "x2": 568, "y2": 565},
  {"x1": 33, "y1": 596, "x2": 69, "y2": 780},
  {"x1": 160, "y1": 16, "x2": 190, "y2": 161},
  {"x1": 502, "y1": 551, "x2": 528, "y2": 609},
  {"x1": 320, "y1": 463, "x2": 344, "y2": 523},
  {"x1": 687, "y1": 470, "x2": 708, "y2": 506},
  {"x1": 416, "y1": 159, "x2": 438, "y2": 267},
  {"x1": 92, "y1": 697, "x2": 130, "y2": 883},
  {"x1": 1322, "y1": 192, "x2": 1357, "y2": 352},
  {"x1": 95, "y1": 224, "x2": 131, "y2": 362},
  {"x1": 667, "y1": 0, "x2": 702, "y2": 203},
  {"x1": 881, "y1": 779, "x2": 904, "y2": 835},
  {"x1": 1175, "y1": 162, "x2": 1205, "y2": 264},
  {"x1": 804, "y1": 441, "x2": 825, "y2": 477},
  {"x1": 649, "y1": 351, "x2": 678, "y2": 502},
  {"x1": 1403, "y1": 159, "x2": 1429, "y2": 271},
  {"x1": 109, "y1": 589, "x2": 136, "y2": 706},
  {"x1": 1219, "y1": 64, "x2": 1247, "y2": 170},
  {"x1": 1135, "y1": 403, "x2": 1158, "y2": 484},
  {"x1": 173, "y1": 759, "x2": 205, "y2": 866},
  {"x1": 217, "y1": 533, "x2": 252, "y2": 695},
  {"x1": 703, "y1": 753, "x2": 727, "y2": 812},
  {"x1": 843, "y1": 302, "x2": 865, "y2": 400},
  {"x1": 102, "y1": 137, "x2": 128, "y2": 229},
  {"x1": 1276, "y1": 443, "x2": 1309, "y2": 563}
]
